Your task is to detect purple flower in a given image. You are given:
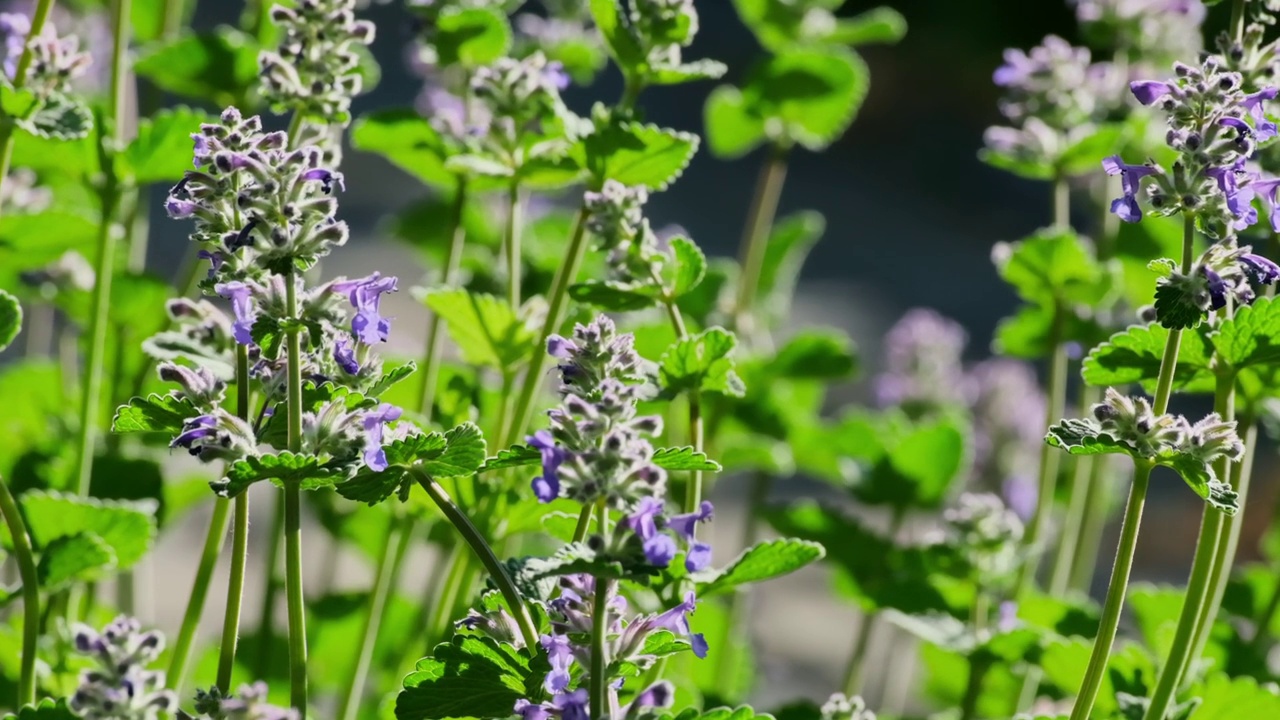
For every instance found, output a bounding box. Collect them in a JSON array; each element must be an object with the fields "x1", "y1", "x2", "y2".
[
  {"x1": 1102, "y1": 156, "x2": 1158, "y2": 222},
  {"x1": 197, "y1": 250, "x2": 223, "y2": 280},
  {"x1": 301, "y1": 168, "x2": 345, "y2": 194},
  {"x1": 992, "y1": 48, "x2": 1034, "y2": 88},
  {"x1": 1220, "y1": 116, "x2": 1252, "y2": 140},
  {"x1": 362, "y1": 403, "x2": 403, "y2": 472},
  {"x1": 1206, "y1": 160, "x2": 1257, "y2": 227},
  {"x1": 685, "y1": 542, "x2": 712, "y2": 572},
  {"x1": 1130, "y1": 80, "x2": 1174, "y2": 106},
  {"x1": 514, "y1": 700, "x2": 550, "y2": 720},
  {"x1": 165, "y1": 198, "x2": 198, "y2": 218},
  {"x1": 228, "y1": 219, "x2": 258, "y2": 250},
  {"x1": 334, "y1": 335, "x2": 360, "y2": 375},
  {"x1": 527, "y1": 430, "x2": 566, "y2": 502},
  {"x1": 214, "y1": 281, "x2": 255, "y2": 345},
  {"x1": 1203, "y1": 267, "x2": 1229, "y2": 309},
  {"x1": 668, "y1": 501, "x2": 714, "y2": 540},
  {"x1": 1002, "y1": 475, "x2": 1037, "y2": 522},
  {"x1": 1243, "y1": 88, "x2": 1278, "y2": 141},
  {"x1": 1241, "y1": 253, "x2": 1280, "y2": 286},
  {"x1": 554, "y1": 691, "x2": 589, "y2": 720},
  {"x1": 998, "y1": 601, "x2": 1019, "y2": 632},
  {"x1": 1252, "y1": 176, "x2": 1280, "y2": 231},
  {"x1": 543, "y1": 61, "x2": 570, "y2": 91},
  {"x1": 546, "y1": 334, "x2": 577, "y2": 358},
  {"x1": 540, "y1": 635, "x2": 574, "y2": 693},
  {"x1": 625, "y1": 496, "x2": 678, "y2": 566},
  {"x1": 652, "y1": 592, "x2": 707, "y2": 658},
  {"x1": 332, "y1": 272, "x2": 398, "y2": 345},
  {"x1": 629, "y1": 682, "x2": 673, "y2": 713},
  {"x1": 172, "y1": 415, "x2": 218, "y2": 454},
  {"x1": 191, "y1": 133, "x2": 211, "y2": 166}
]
